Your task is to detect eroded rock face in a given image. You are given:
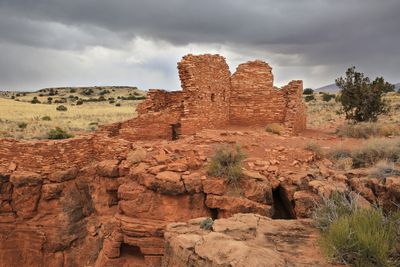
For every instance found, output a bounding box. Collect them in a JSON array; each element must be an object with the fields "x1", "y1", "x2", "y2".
[{"x1": 163, "y1": 213, "x2": 334, "y2": 267}]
